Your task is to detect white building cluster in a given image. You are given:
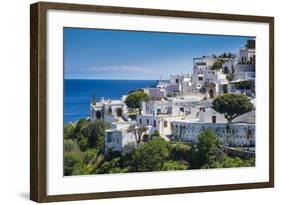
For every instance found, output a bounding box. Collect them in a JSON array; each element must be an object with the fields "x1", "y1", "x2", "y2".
[{"x1": 89, "y1": 40, "x2": 256, "y2": 154}]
